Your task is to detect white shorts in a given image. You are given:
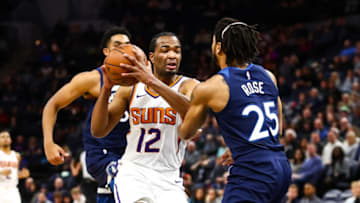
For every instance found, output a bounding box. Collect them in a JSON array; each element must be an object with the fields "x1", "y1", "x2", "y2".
[
  {"x1": 0, "y1": 186, "x2": 21, "y2": 203},
  {"x1": 114, "y1": 160, "x2": 187, "y2": 203}
]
